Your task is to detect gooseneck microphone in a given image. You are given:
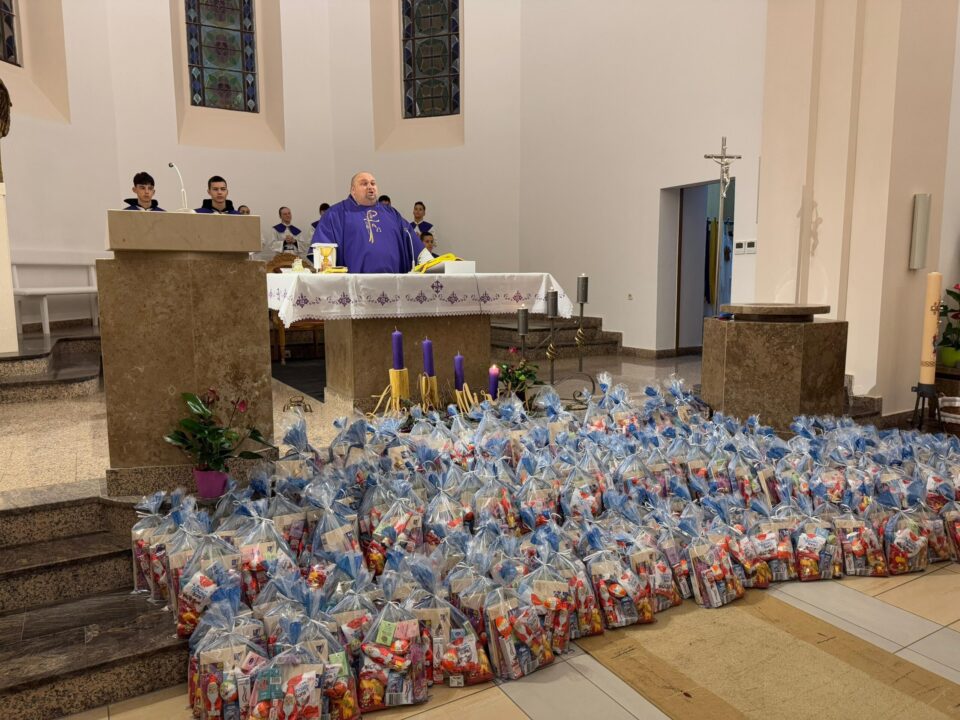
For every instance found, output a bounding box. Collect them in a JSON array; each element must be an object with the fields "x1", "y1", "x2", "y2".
[{"x1": 168, "y1": 162, "x2": 193, "y2": 213}]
